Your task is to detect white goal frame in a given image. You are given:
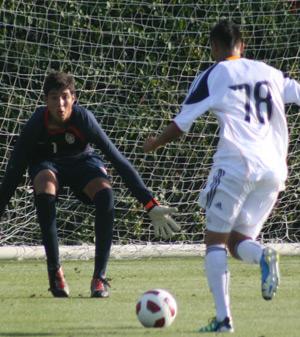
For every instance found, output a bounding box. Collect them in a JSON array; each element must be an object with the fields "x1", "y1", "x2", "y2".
[{"x1": 1, "y1": 243, "x2": 300, "y2": 260}]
